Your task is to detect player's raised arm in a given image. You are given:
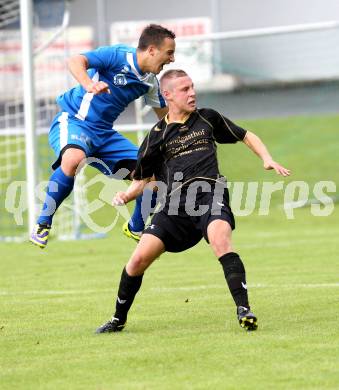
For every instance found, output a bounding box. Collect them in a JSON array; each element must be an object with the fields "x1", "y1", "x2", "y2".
[
  {"x1": 67, "y1": 54, "x2": 110, "y2": 95},
  {"x1": 243, "y1": 131, "x2": 291, "y2": 176}
]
